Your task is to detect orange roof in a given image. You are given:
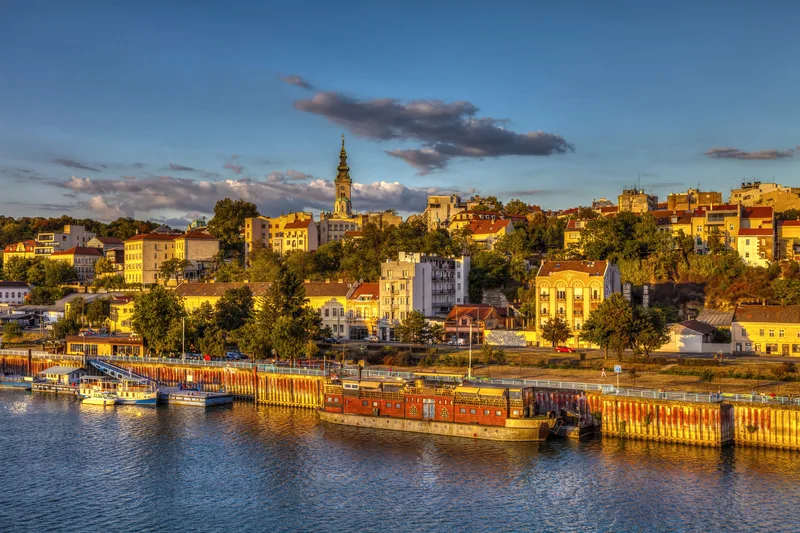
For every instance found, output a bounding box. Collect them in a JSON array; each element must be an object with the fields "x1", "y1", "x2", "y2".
[
  {"x1": 344, "y1": 230, "x2": 364, "y2": 237},
  {"x1": 94, "y1": 237, "x2": 124, "y2": 244},
  {"x1": 181, "y1": 230, "x2": 219, "y2": 240},
  {"x1": 125, "y1": 233, "x2": 178, "y2": 242},
  {"x1": 284, "y1": 219, "x2": 313, "y2": 230},
  {"x1": 537, "y1": 260, "x2": 608, "y2": 277},
  {"x1": 349, "y1": 282, "x2": 379, "y2": 301},
  {"x1": 742, "y1": 206, "x2": 774, "y2": 219},
  {"x1": 738, "y1": 228, "x2": 773, "y2": 237},
  {"x1": 599, "y1": 206, "x2": 619, "y2": 214},
  {"x1": 446, "y1": 304, "x2": 504, "y2": 321},
  {"x1": 779, "y1": 220, "x2": 800, "y2": 227},
  {"x1": 467, "y1": 219, "x2": 511, "y2": 235},
  {"x1": 3, "y1": 239, "x2": 37, "y2": 253},
  {"x1": 51, "y1": 246, "x2": 103, "y2": 256}
]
